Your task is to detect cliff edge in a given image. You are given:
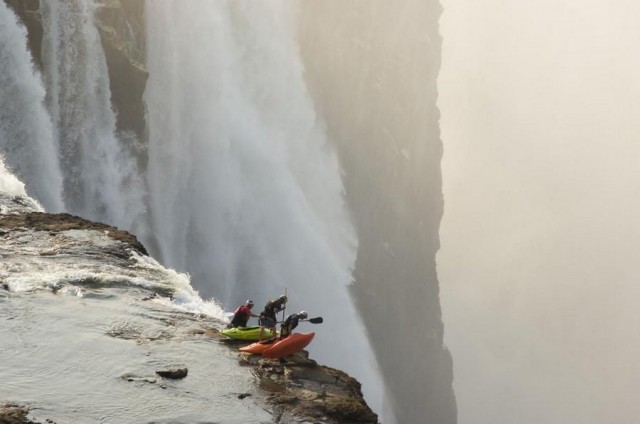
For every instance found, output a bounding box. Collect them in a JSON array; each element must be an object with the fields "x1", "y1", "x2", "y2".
[{"x1": 0, "y1": 197, "x2": 377, "y2": 424}]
